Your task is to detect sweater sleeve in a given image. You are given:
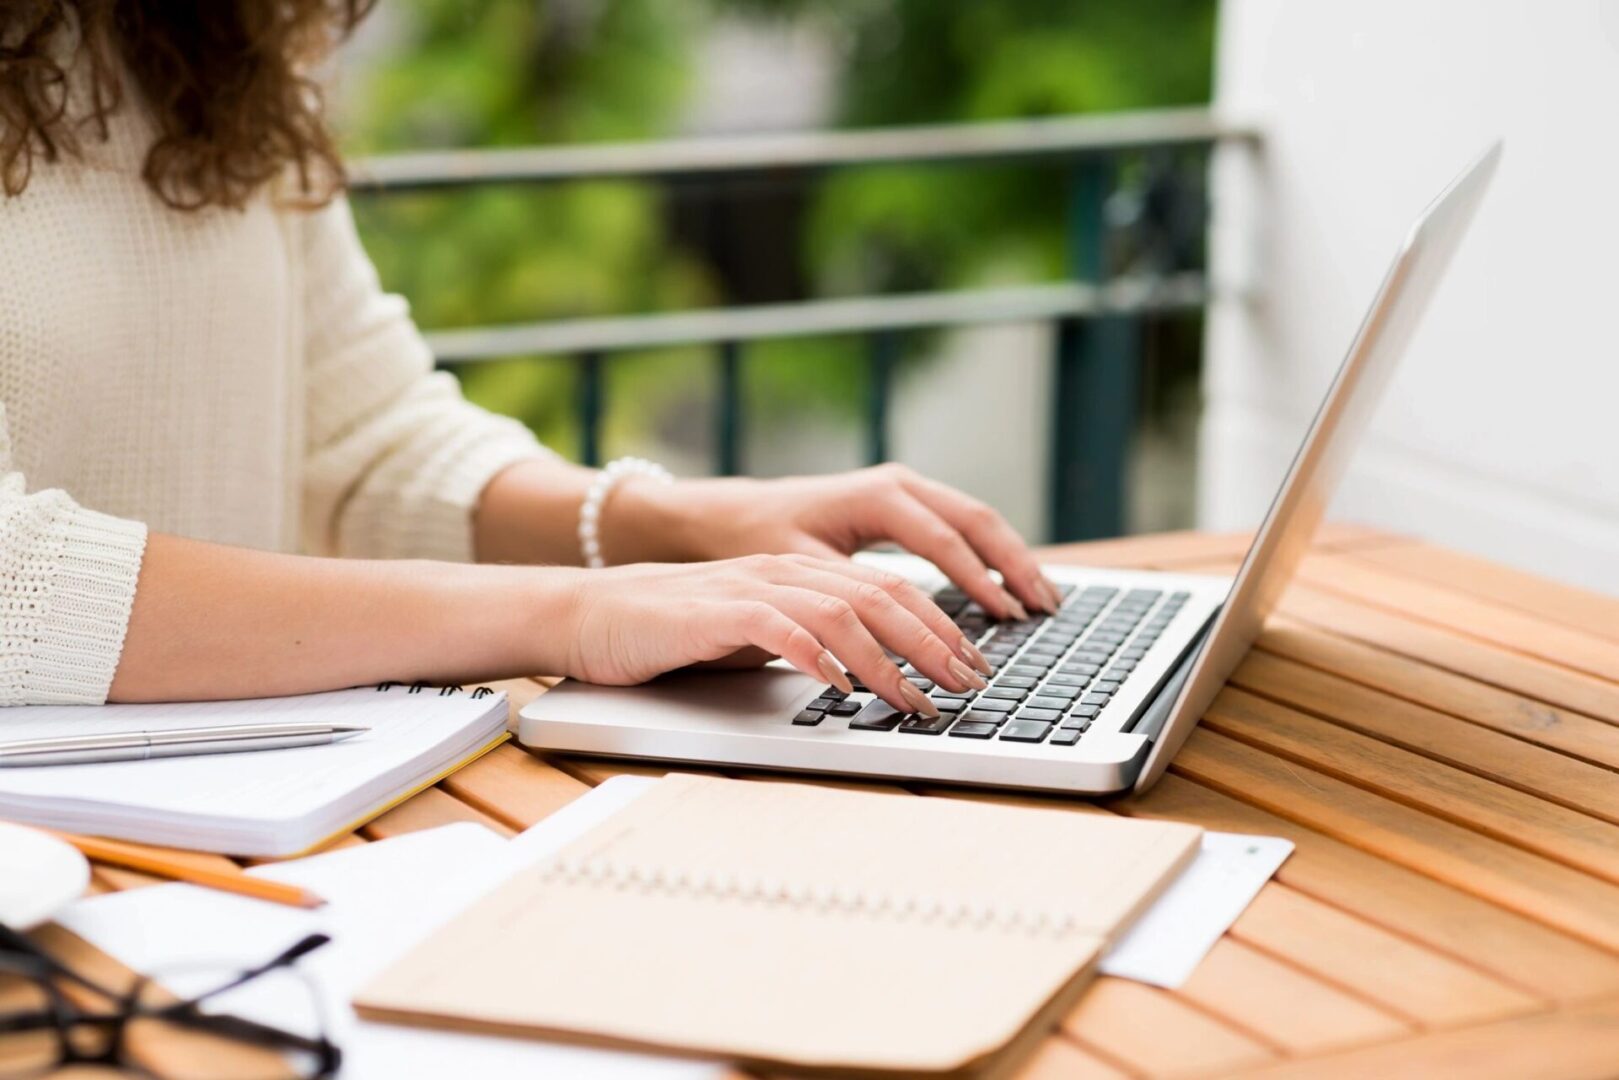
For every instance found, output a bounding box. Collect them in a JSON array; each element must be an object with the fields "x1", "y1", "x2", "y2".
[
  {"x1": 0, "y1": 405, "x2": 148, "y2": 706},
  {"x1": 297, "y1": 196, "x2": 555, "y2": 562}
]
